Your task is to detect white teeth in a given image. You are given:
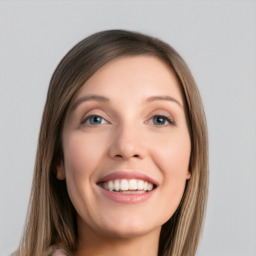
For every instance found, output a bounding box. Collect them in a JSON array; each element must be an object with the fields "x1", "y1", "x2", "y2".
[
  {"x1": 120, "y1": 179, "x2": 129, "y2": 191},
  {"x1": 114, "y1": 180, "x2": 120, "y2": 191},
  {"x1": 147, "y1": 183, "x2": 153, "y2": 191},
  {"x1": 104, "y1": 179, "x2": 154, "y2": 192},
  {"x1": 129, "y1": 179, "x2": 137, "y2": 190},
  {"x1": 108, "y1": 180, "x2": 114, "y2": 191},
  {"x1": 143, "y1": 181, "x2": 148, "y2": 191},
  {"x1": 137, "y1": 180, "x2": 144, "y2": 190}
]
